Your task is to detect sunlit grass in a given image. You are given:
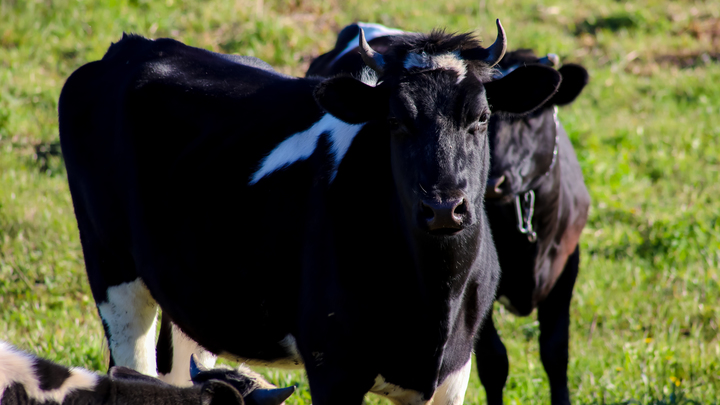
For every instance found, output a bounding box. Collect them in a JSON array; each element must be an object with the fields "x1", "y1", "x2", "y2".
[{"x1": 1, "y1": 0, "x2": 719, "y2": 403}]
